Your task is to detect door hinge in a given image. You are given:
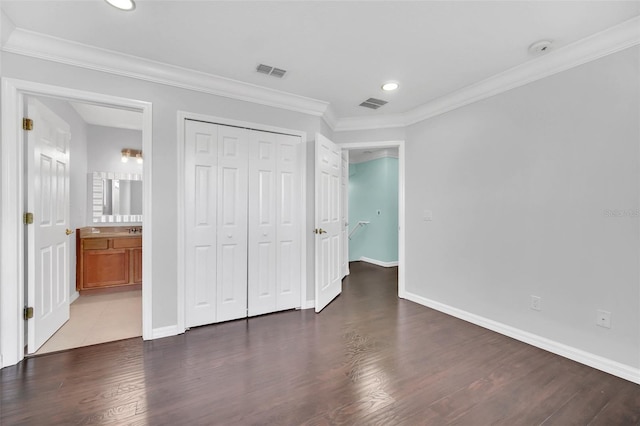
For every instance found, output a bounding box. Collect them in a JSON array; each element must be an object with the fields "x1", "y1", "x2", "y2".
[
  {"x1": 24, "y1": 212, "x2": 34, "y2": 225},
  {"x1": 23, "y1": 306, "x2": 34, "y2": 320},
  {"x1": 22, "y1": 118, "x2": 33, "y2": 131}
]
